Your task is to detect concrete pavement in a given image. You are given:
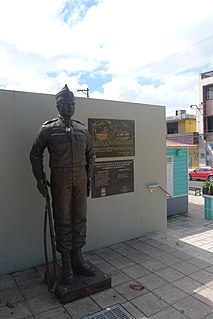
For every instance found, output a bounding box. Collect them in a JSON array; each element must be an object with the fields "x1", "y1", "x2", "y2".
[{"x1": 1, "y1": 193, "x2": 213, "y2": 318}]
